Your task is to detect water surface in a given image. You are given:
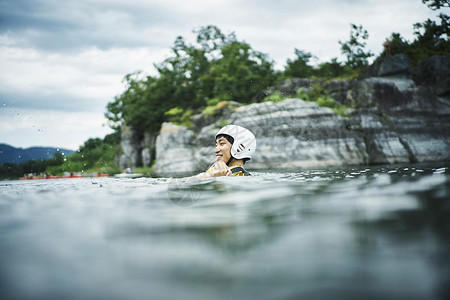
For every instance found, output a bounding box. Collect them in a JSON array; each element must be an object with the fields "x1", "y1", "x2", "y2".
[{"x1": 0, "y1": 163, "x2": 449, "y2": 300}]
